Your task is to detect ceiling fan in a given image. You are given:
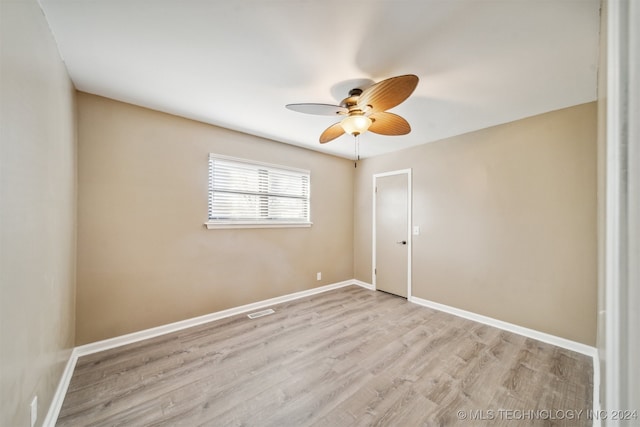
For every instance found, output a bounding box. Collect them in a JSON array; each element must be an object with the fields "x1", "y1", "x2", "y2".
[{"x1": 286, "y1": 74, "x2": 419, "y2": 144}]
